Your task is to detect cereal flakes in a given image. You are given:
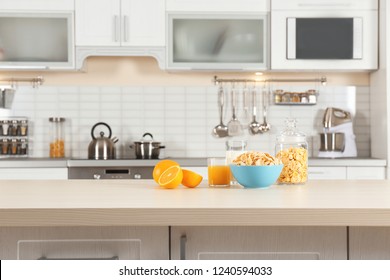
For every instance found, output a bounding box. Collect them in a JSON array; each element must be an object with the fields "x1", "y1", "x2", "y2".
[
  {"x1": 232, "y1": 151, "x2": 282, "y2": 166},
  {"x1": 276, "y1": 147, "x2": 307, "y2": 184}
]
